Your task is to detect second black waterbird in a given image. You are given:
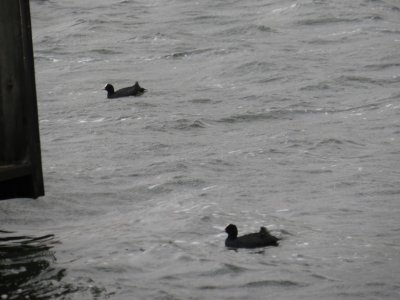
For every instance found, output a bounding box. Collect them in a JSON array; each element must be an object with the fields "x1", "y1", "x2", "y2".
[
  {"x1": 224, "y1": 224, "x2": 280, "y2": 249},
  {"x1": 104, "y1": 82, "x2": 146, "y2": 98}
]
